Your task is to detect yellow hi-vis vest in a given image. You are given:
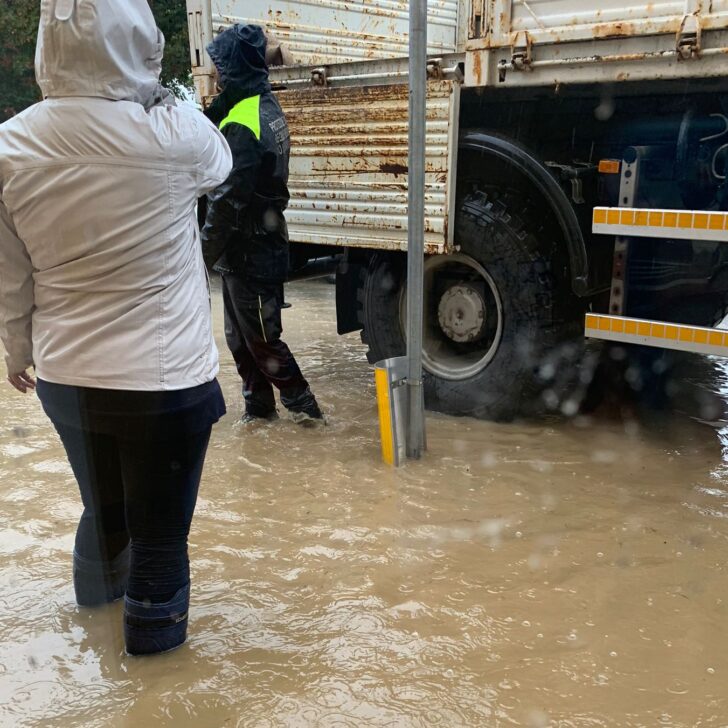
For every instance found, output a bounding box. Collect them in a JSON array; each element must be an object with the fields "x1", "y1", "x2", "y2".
[{"x1": 218, "y1": 95, "x2": 261, "y2": 140}]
